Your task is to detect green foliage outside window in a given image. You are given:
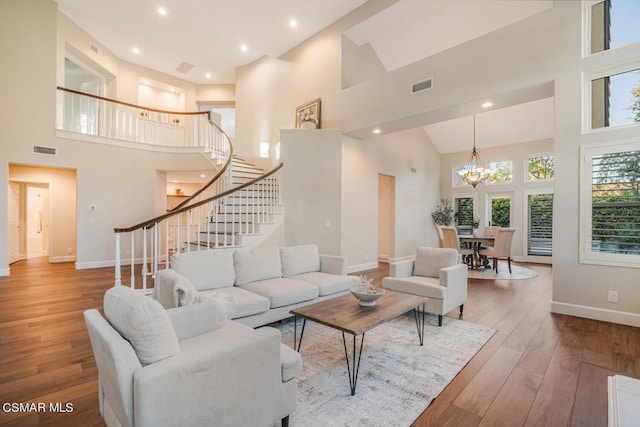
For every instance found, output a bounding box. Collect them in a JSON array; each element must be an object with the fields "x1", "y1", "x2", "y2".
[
  {"x1": 491, "y1": 197, "x2": 510, "y2": 227},
  {"x1": 489, "y1": 161, "x2": 512, "y2": 183},
  {"x1": 528, "y1": 155, "x2": 555, "y2": 181}
]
